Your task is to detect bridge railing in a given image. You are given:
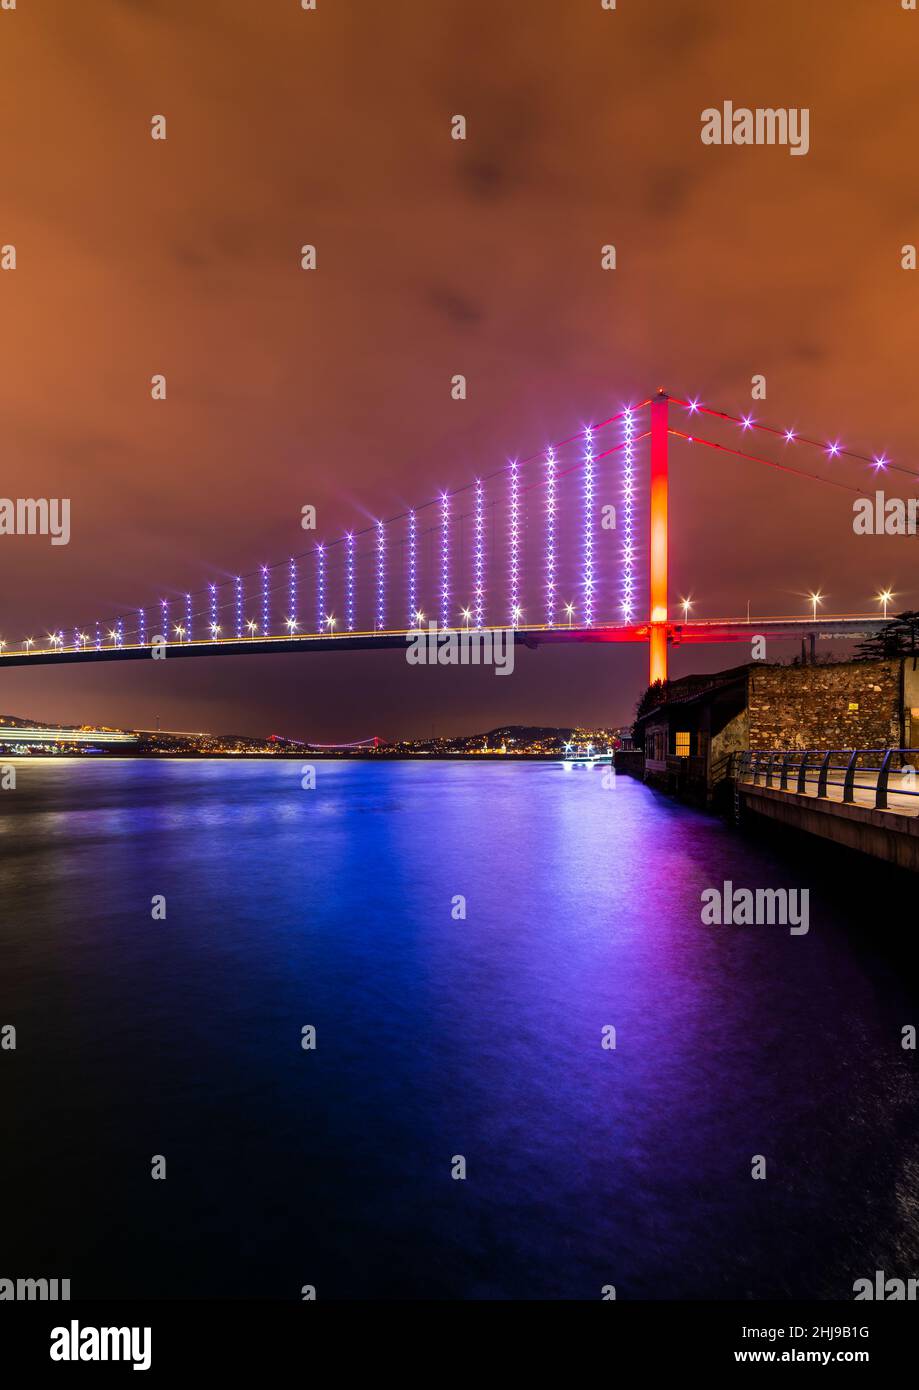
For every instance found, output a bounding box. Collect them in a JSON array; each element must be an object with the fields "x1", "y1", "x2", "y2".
[{"x1": 736, "y1": 748, "x2": 919, "y2": 811}]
